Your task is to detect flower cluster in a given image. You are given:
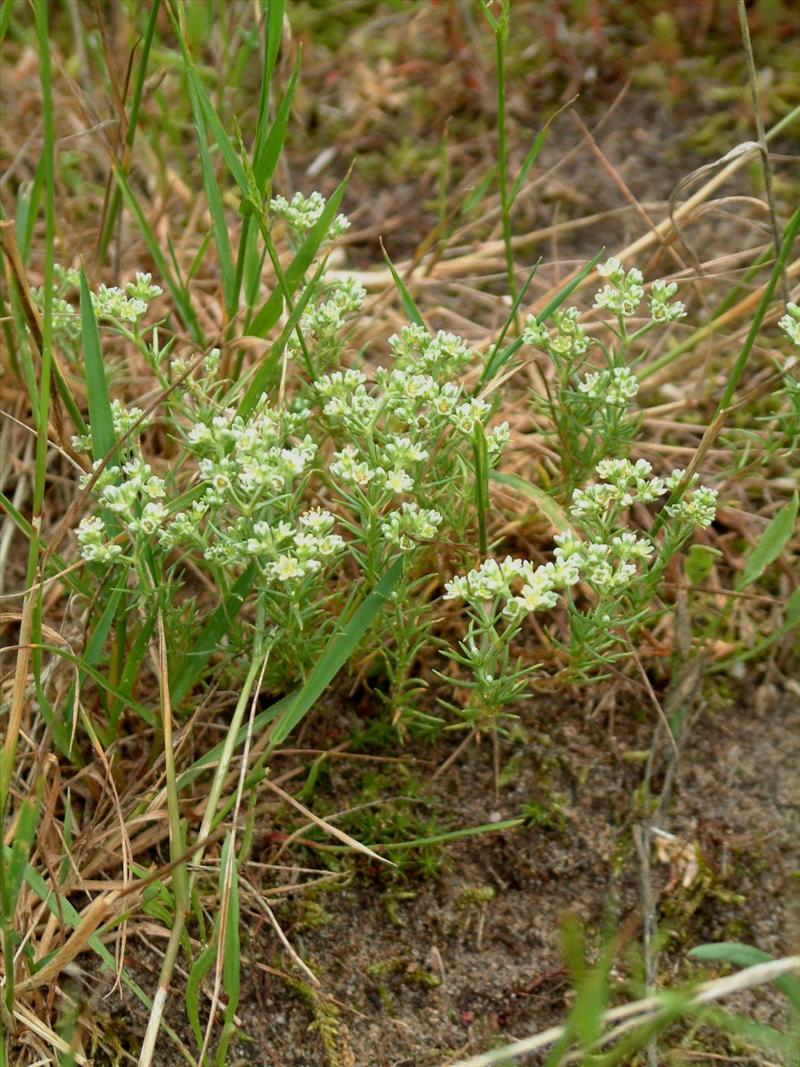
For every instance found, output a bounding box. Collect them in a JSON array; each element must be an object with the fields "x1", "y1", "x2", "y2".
[
  {"x1": 577, "y1": 365, "x2": 639, "y2": 405},
  {"x1": 779, "y1": 303, "x2": 800, "y2": 347},
  {"x1": 240, "y1": 509, "x2": 344, "y2": 581},
  {"x1": 664, "y1": 481, "x2": 718, "y2": 529},
  {"x1": 92, "y1": 273, "x2": 163, "y2": 323},
  {"x1": 270, "y1": 191, "x2": 350, "y2": 242},
  {"x1": 444, "y1": 553, "x2": 579, "y2": 619},
  {"x1": 571, "y1": 459, "x2": 717, "y2": 533},
  {"x1": 553, "y1": 528, "x2": 653, "y2": 597},
  {"x1": 388, "y1": 325, "x2": 476, "y2": 378},
  {"x1": 76, "y1": 515, "x2": 123, "y2": 564},
  {"x1": 593, "y1": 257, "x2": 645, "y2": 318},
  {"x1": 287, "y1": 277, "x2": 366, "y2": 369},
  {"x1": 523, "y1": 307, "x2": 592, "y2": 361},
  {"x1": 72, "y1": 399, "x2": 148, "y2": 454},
  {"x1": 570, "y1": 458, "x2": 668, "y2": 521},
  {"x1": 649, "y1": 278, "x2": 686, "y2": 323},
  {"x1": 380, "y1": 502, "x2": 442, "y2": 549},
  {"x1": 76, "y1": 457, "x2": 168, "y2": 563}
]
